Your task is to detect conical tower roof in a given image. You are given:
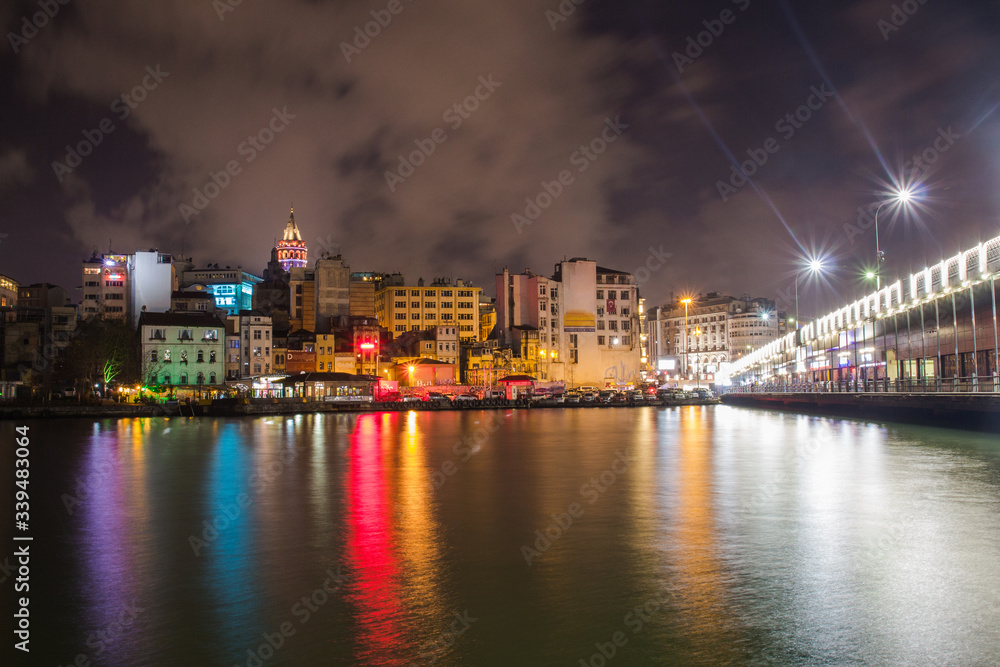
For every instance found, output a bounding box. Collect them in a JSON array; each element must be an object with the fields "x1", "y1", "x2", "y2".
[{"x1": 282, "y1": 206, "x2": 302, "y2": 242}]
